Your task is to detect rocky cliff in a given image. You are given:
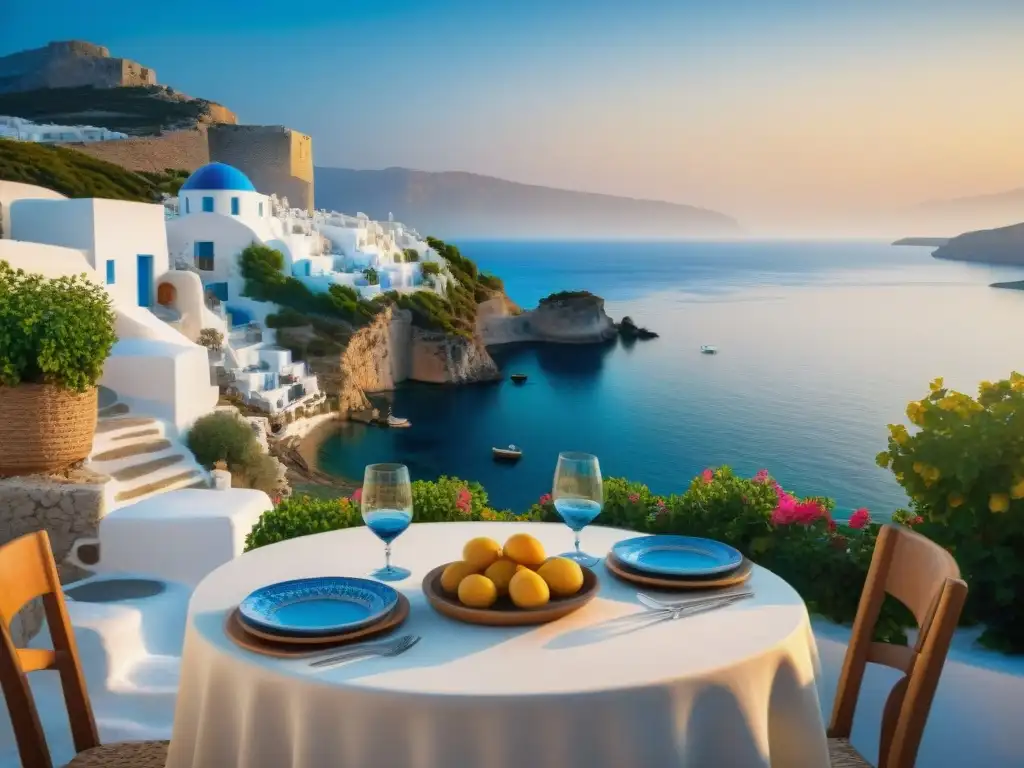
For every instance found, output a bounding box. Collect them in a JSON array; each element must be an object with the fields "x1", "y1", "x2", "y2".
[
  {"x1": 932, "y1": 222, "x2": 1024, "y2": 266},
  {"x1": 294, "y1": 305, "x2": 500, "y2": 415},
  {"x1": 479, "y1": 292, "x2": 617, "y2": 345}
]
